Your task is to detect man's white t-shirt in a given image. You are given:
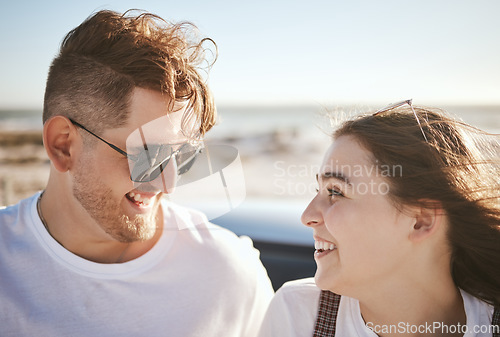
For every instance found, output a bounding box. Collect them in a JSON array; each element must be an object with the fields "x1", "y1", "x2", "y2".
[
  {"x1": 258, "y1": 278, "x2": 495, "y2": 337},
  {"x1": 0, "y1": 193, "x2": 274, "y2": 337}
]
